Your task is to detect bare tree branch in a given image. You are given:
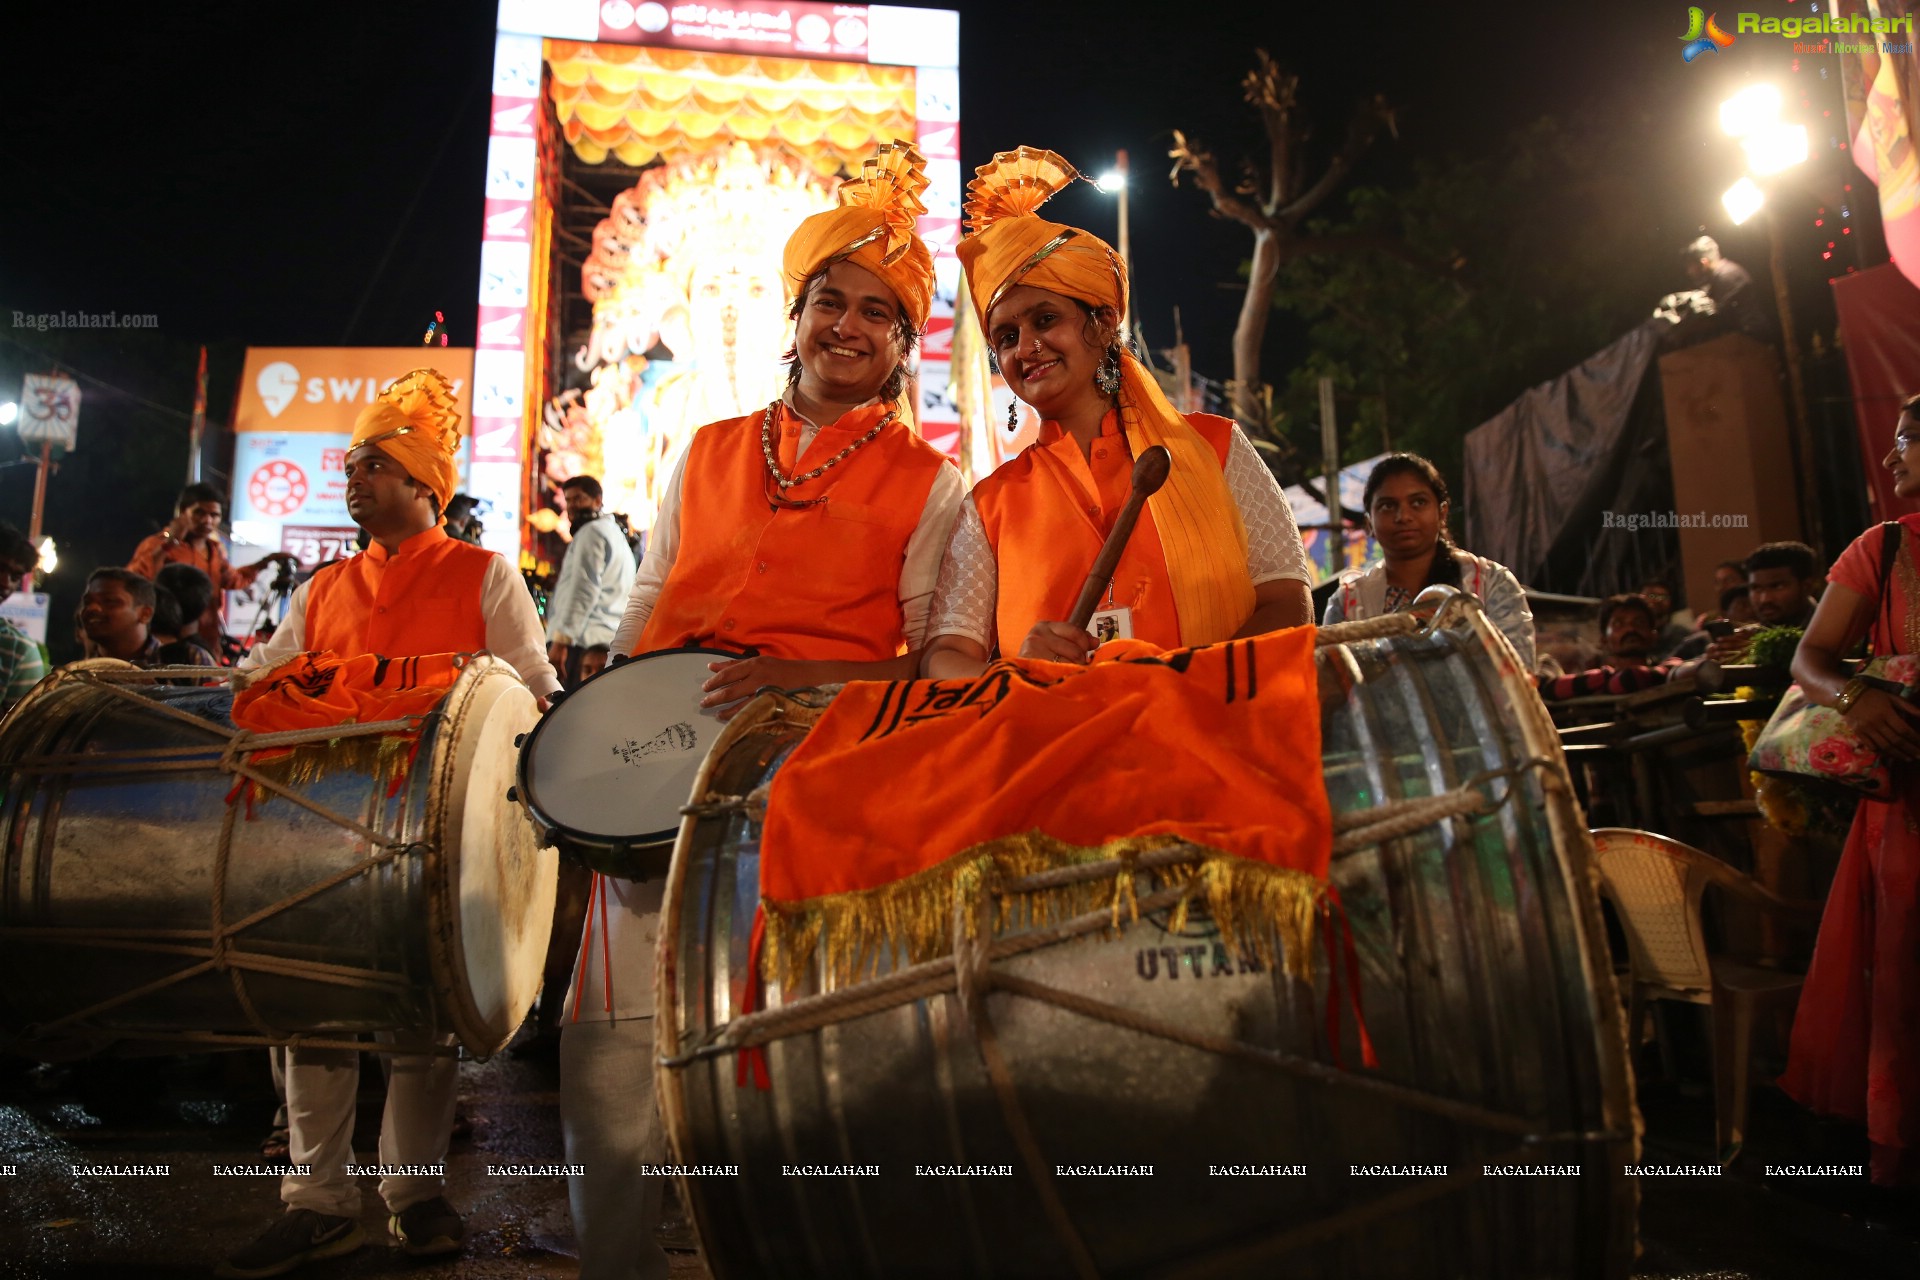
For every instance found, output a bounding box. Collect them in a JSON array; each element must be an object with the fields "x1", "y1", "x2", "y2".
[
  {"x1": 1281, "y1": 94, "x2": 1394, "y2": 224},
  {"x1": 1170, "y1": 129, "x2": 1275, "y2": 232},
  {"x1": 1173, "y1": 58, "x2": 1396, "y2": 434}
]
